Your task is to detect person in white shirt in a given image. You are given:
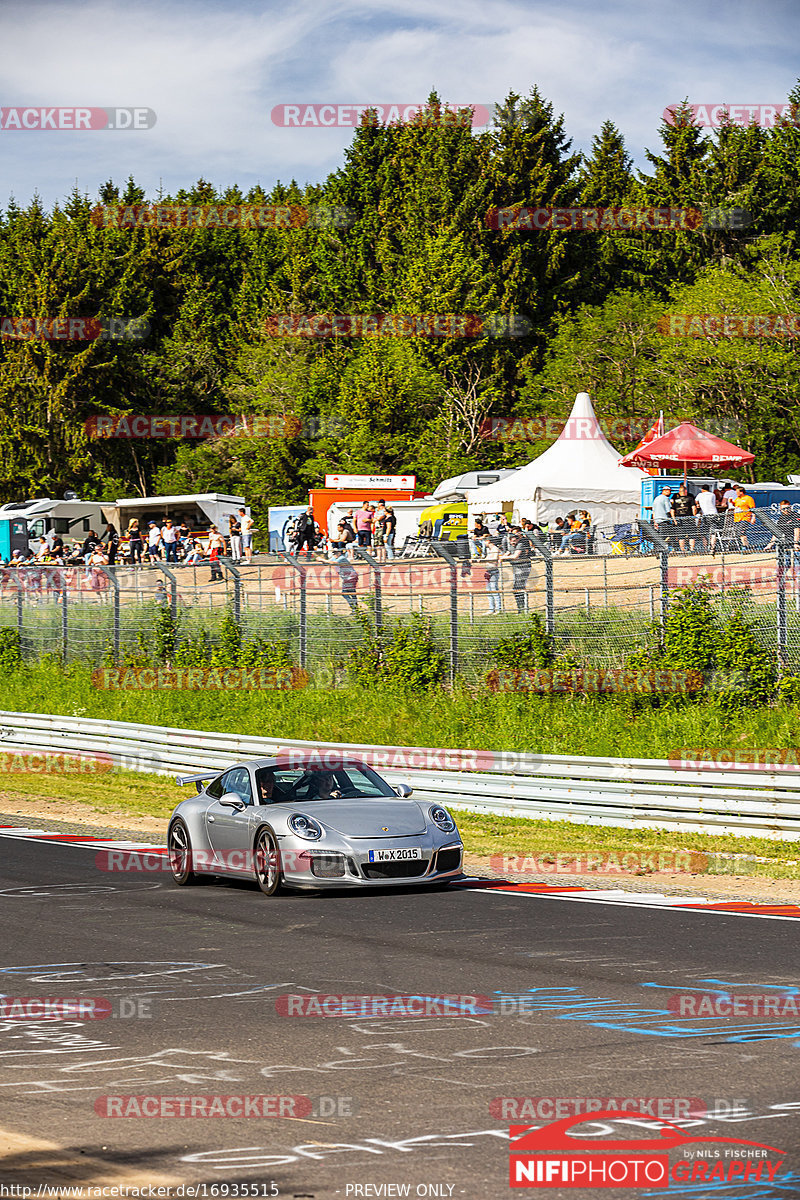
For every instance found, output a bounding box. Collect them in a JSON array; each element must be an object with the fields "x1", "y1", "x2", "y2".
[
  {"x1": 146, "y1": 522, "x2": 163, "y2": 561},
  {"x1": 161, "y1": 519, "x2": 178, "y2": 563},
  {"x1": 693, "y1": 485, "x2": 719, "y2": 552},
  {"x1": 722, "y1": 483, "x2": 738, "y2": 508},
  {"x1": 239, "y1": 508, "x2": 254, "y2": 563}
]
